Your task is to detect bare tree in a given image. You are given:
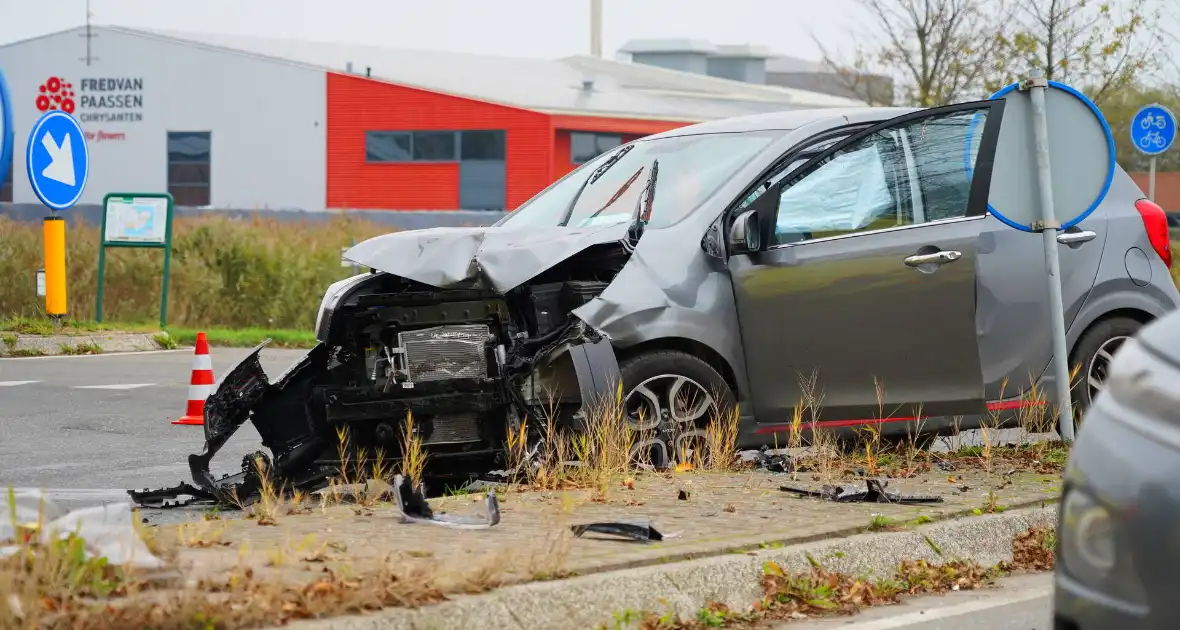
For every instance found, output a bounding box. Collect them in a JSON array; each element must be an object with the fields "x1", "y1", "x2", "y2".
[
  {"x1": 814, "y1": 0, "x2": 1012, "y2": 107},
  {"x1": 993, "y1": 0, "x2": 1164, "y2": 104}
]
